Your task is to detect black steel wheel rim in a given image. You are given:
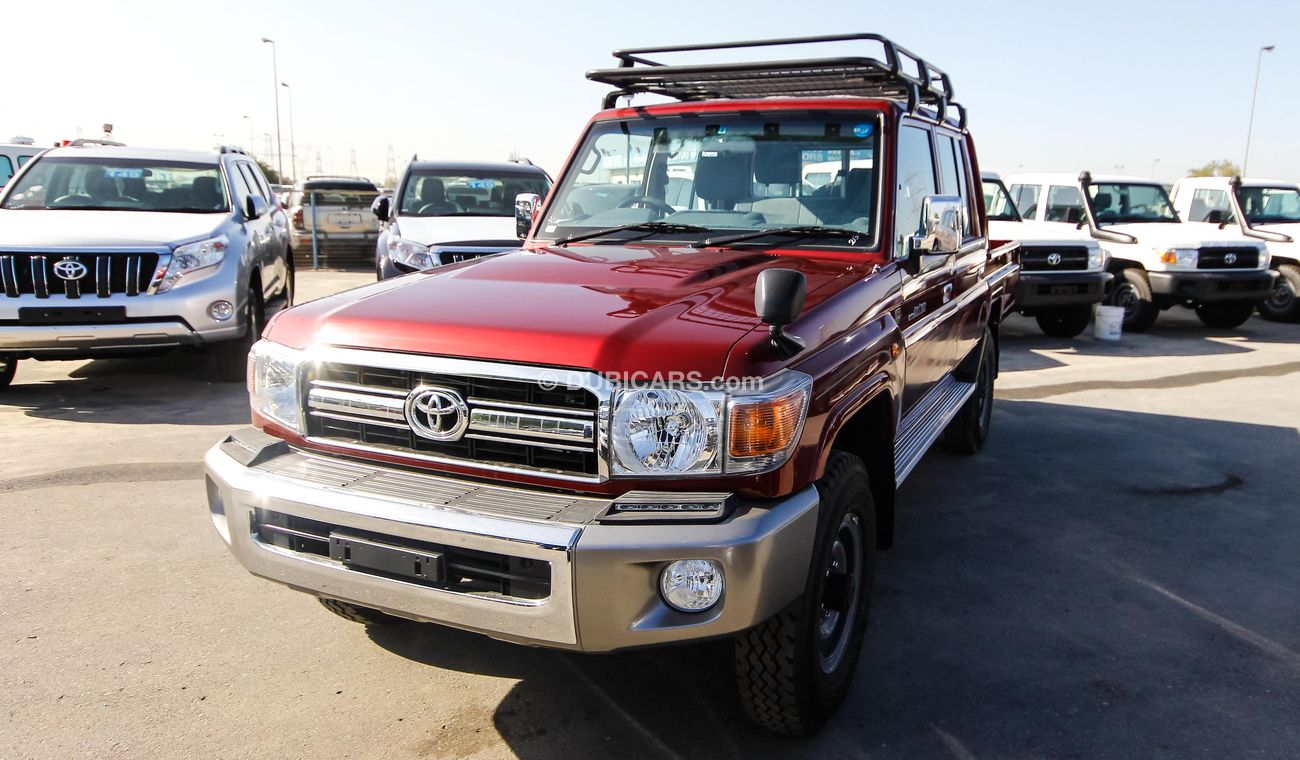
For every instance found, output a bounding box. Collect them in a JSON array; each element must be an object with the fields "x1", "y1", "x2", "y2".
[{"x1": 818, "y1": 512, "x2": 863, "y2": 674}]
